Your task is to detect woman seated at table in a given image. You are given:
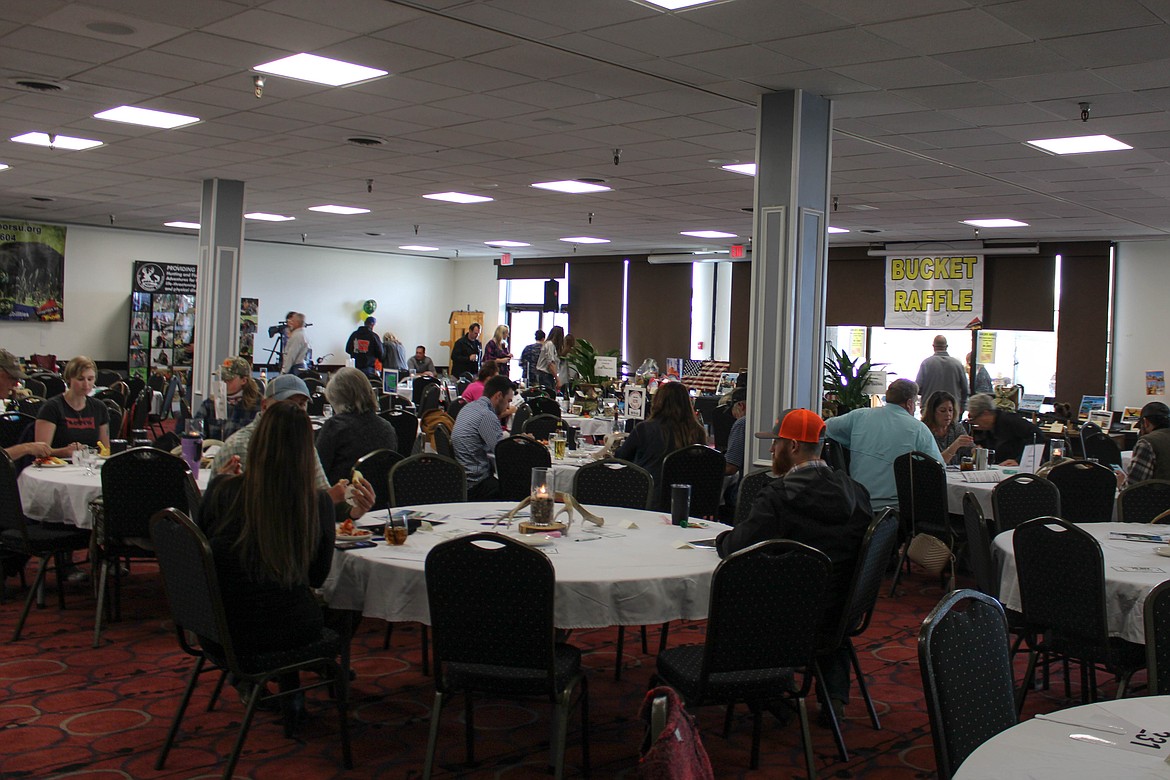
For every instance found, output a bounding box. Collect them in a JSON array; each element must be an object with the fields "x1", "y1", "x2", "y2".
[
  {"x1": 968, "y1": 392, "x2": 1046, "y2": 466},
  {"x1": 461, "y1": 361, "x2": 499, "y2": 403},
  {"x1": 315, "y1": 367, "x2": 398, "y2": 485},
  {"x1": 922, "y1": 390, "x2": 974, "y2": 465},
  {"x1": 191, "y1": 356, "x2": 260, "y2": 440},
  {"x1": 34, "y1": 355, "x2": 109, "y2": 457},
  {"x1": 199, "y1": 401, "x2": 374, "y2": 657},
  {"x1": 615, "y1": 381, "x2": 707, "y2": 486}
]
